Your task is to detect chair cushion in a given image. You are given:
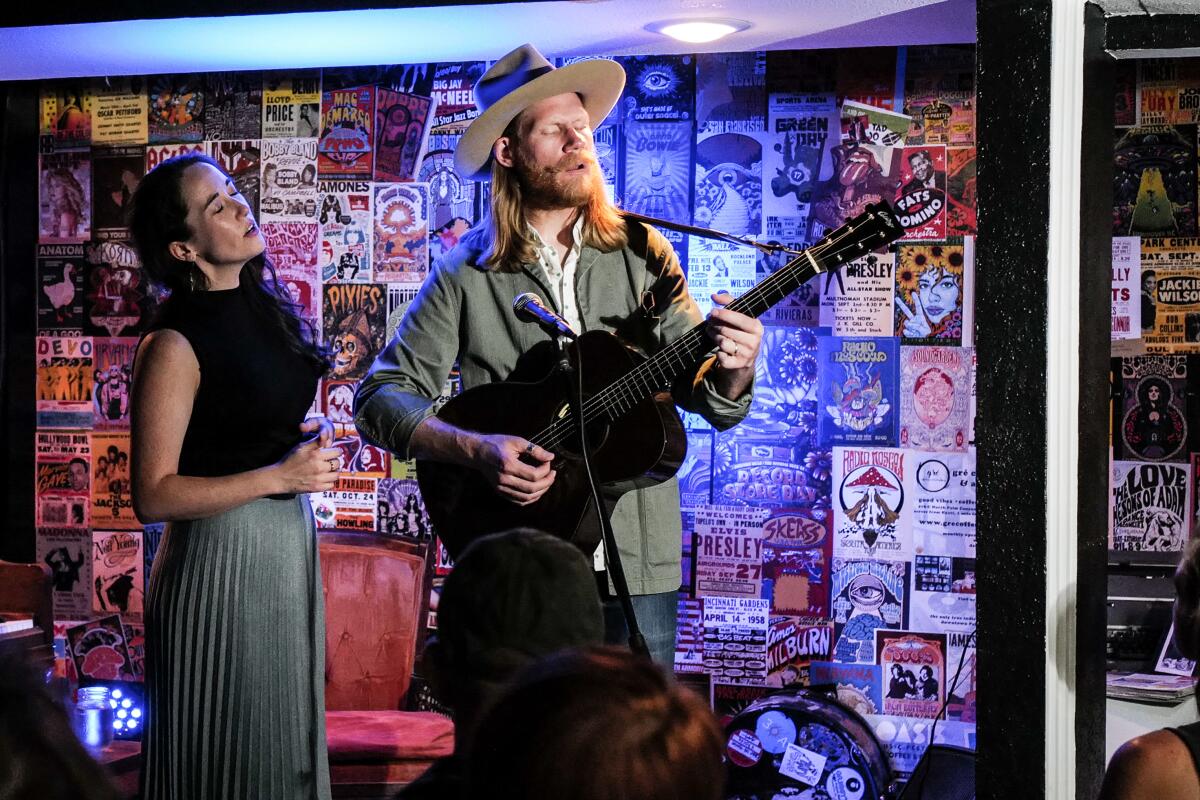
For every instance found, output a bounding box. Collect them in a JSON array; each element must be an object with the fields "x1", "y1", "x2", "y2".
[{"x1": 326, "y1": 710, "x2": 455, "y2": 762}]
